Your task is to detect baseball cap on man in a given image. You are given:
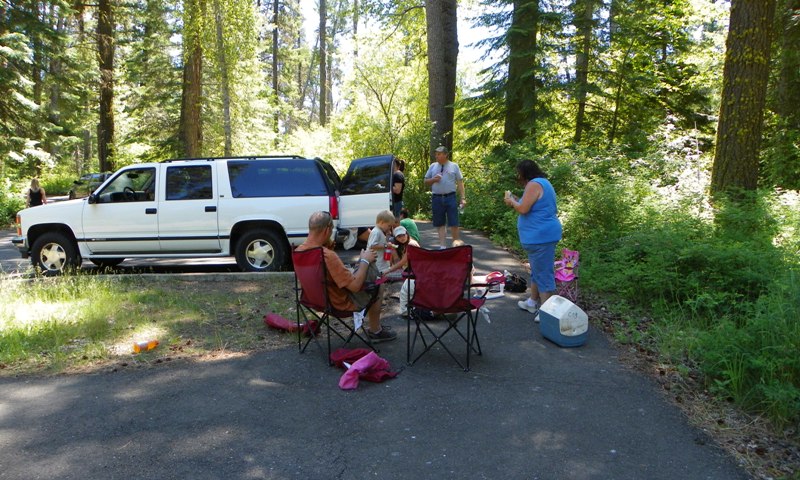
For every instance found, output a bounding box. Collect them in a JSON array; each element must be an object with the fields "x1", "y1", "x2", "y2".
[{"x1": 434, "y1": 146, "x2": 449, "y2": 153}]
